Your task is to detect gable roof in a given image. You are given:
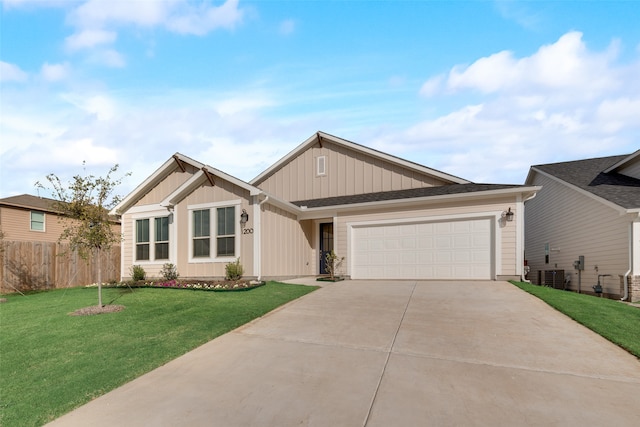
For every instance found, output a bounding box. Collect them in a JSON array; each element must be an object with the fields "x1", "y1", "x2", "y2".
[
  {"x1": 0, "y1": 194, "x2": 59, "y2": 213},
  {"x1": 250, "y1": 131, "x2": 471, "y2": 186},
  {"x1": 604, "y1": 149, "x2": 640, "y2": 174},
  {"x1": 111, "y1": 153, "x2": 264, "y2": 215},
  {"x1": 527, "y1": 154, "x2": 640, "y2": 210}
]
